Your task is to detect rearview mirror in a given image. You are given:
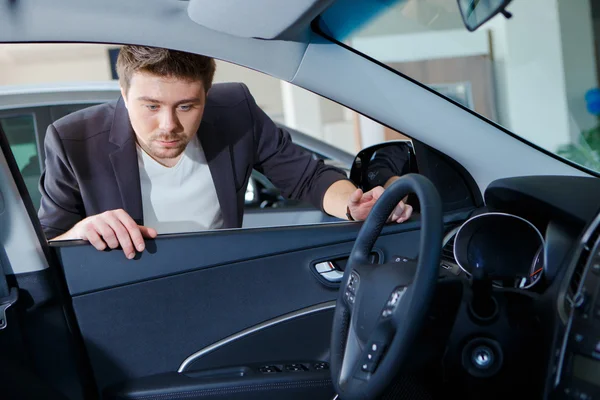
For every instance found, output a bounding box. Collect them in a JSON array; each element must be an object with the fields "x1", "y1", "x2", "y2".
[
  {"x1": 350, "y1": 141, "x2": 419, "y2": 211},
  {"x1": 457, "y1": 0, "x2": 512, "y2": 32}
]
